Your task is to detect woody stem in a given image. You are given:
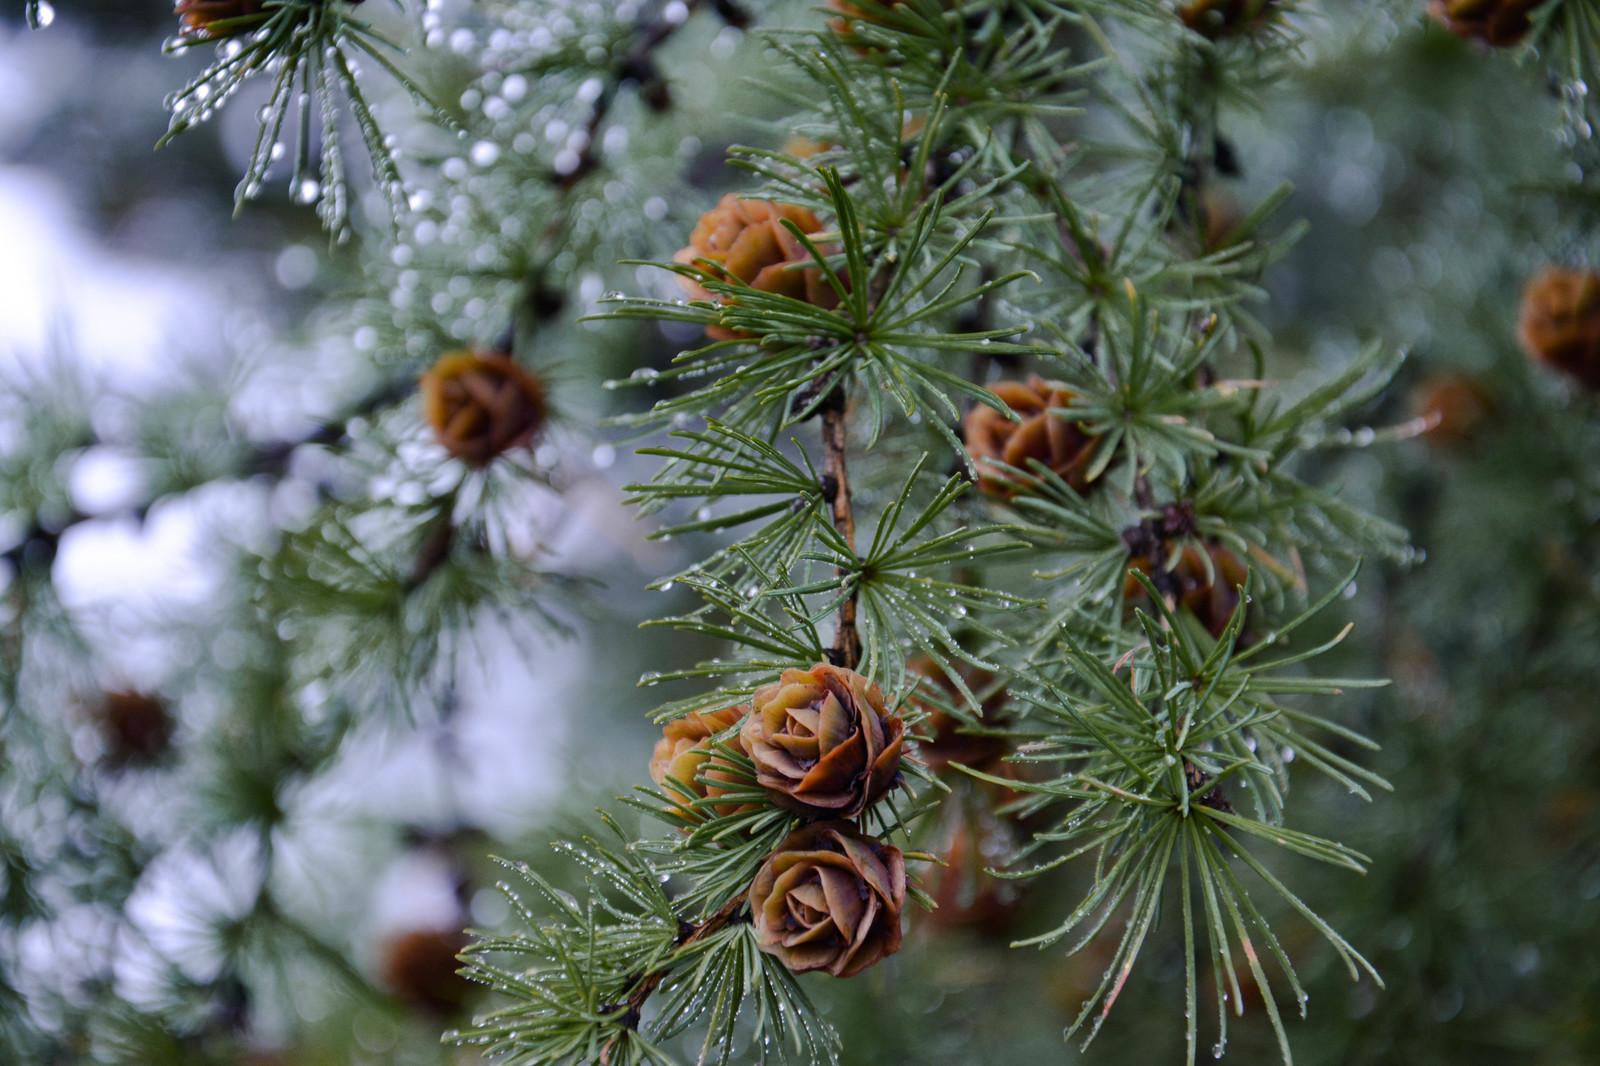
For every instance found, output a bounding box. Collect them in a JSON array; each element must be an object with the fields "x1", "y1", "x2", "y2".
[
  {"x1": 603, "y1": 893, "x2": 748, "y2": 1048},
  {"x1": 821, "y1": 392, "x2": 861, "y2": 670}
]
